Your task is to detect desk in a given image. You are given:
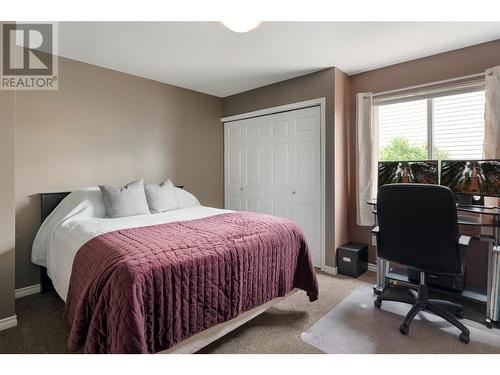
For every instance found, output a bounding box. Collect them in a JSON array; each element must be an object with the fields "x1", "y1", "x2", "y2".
[{"x1": 367, "y1": 199, "x2": 500, "y2": 327}]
